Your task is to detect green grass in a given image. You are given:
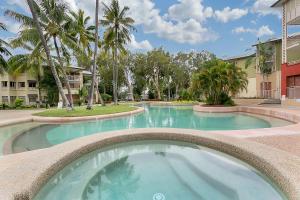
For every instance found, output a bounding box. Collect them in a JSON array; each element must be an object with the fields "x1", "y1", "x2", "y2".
[{"x1": 33, "y1": 104, "x2": 137, "y2": 117}]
